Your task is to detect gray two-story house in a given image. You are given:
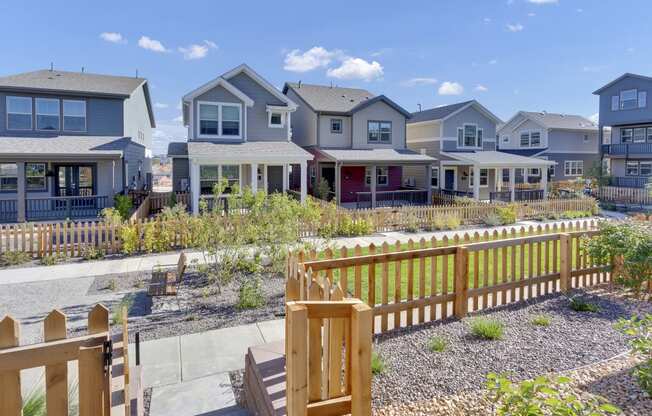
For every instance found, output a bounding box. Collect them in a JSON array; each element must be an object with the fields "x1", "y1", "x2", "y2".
[
  {"x1": 594, "y1": 73, "x2": 652, "y2": 188},
  {"x1": 406, "y1": 100, "x2": 554, "y2": 201},
  {"x1": 168, "y1": 64, "x2": 313, "y2": 213},
  {"x1": 0, "y1": 69, "x2": 155, "y2": 222},
  {"x1": 497, "y1": 111, "x2": 600, "y2": 182},
  {"x1": 283, "y1": 83, "x2": 435, "y2": 208}
]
